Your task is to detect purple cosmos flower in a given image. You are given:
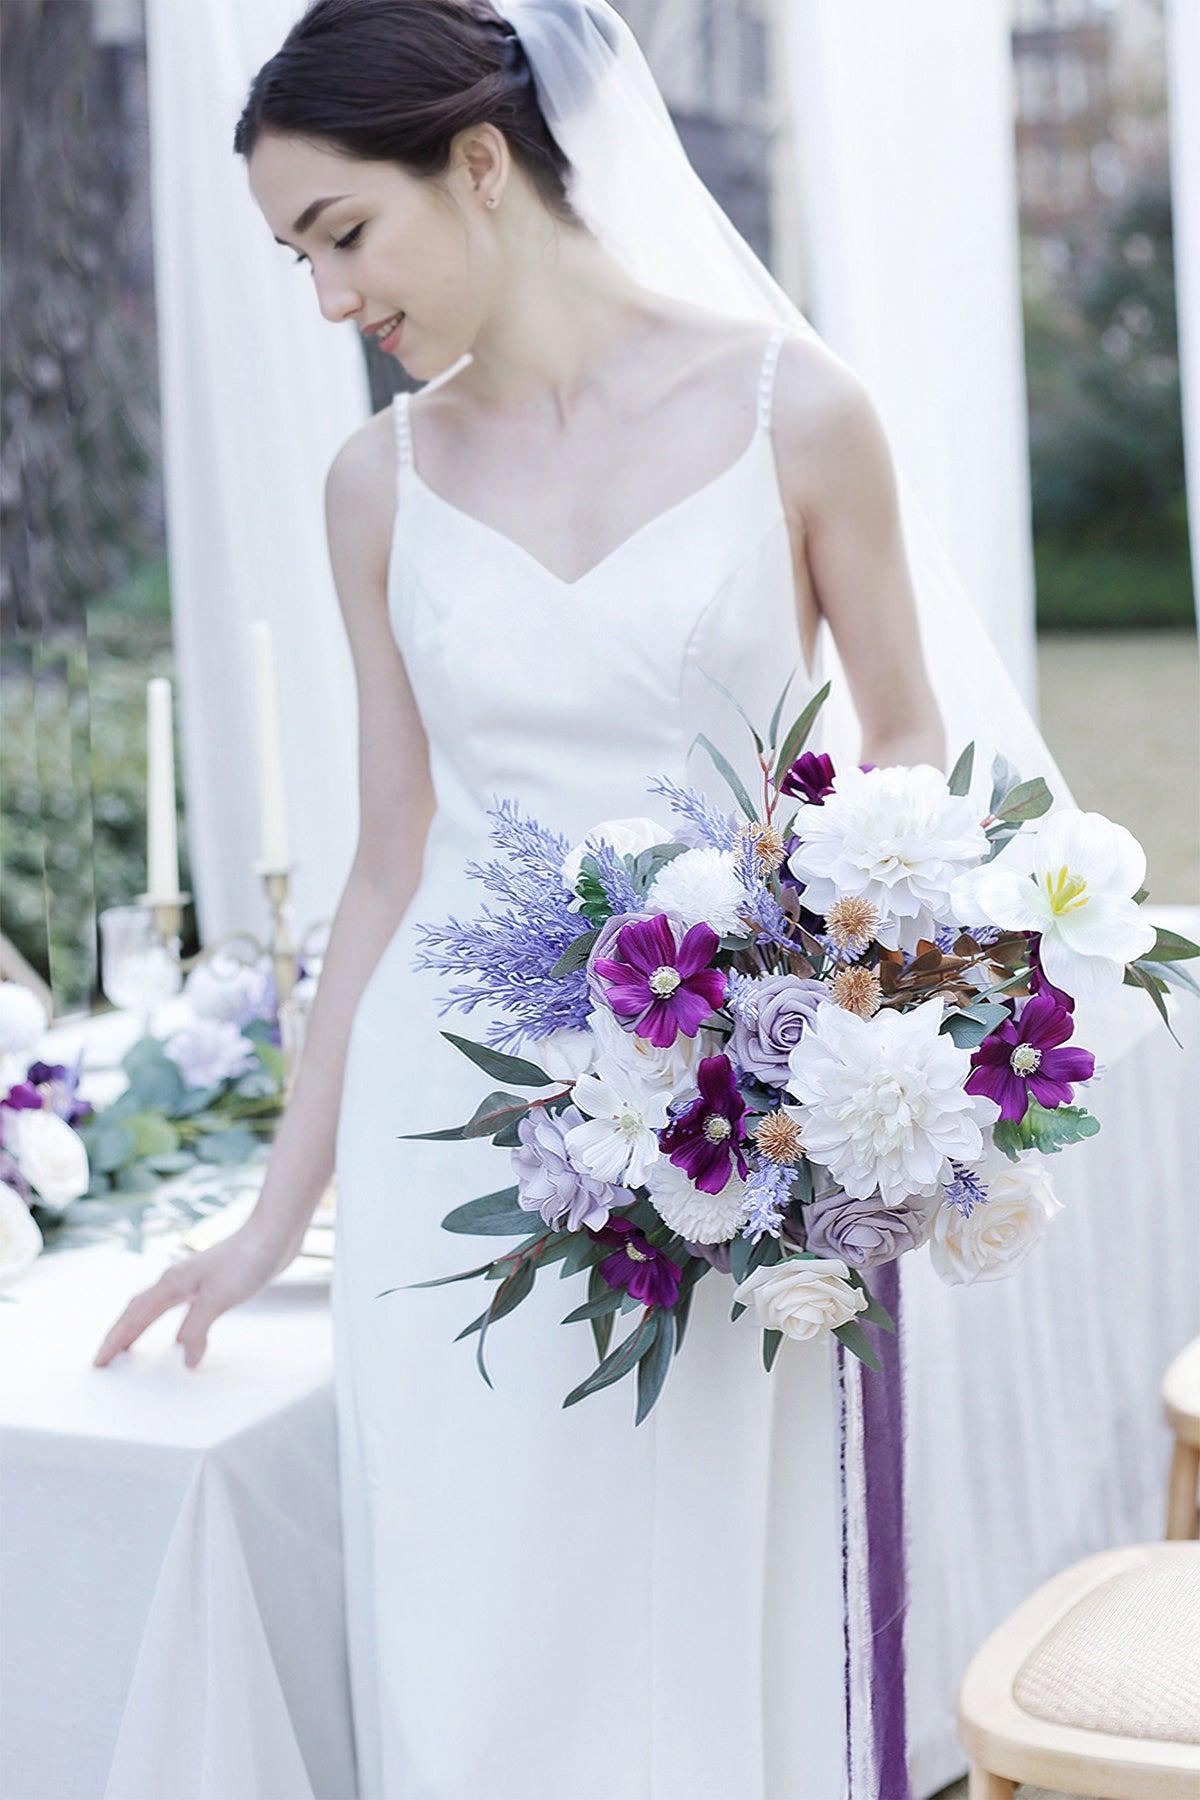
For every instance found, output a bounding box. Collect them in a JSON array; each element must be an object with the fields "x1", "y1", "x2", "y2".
[
  {"x1": 659, "y1": 1053, "x2": 750, "y2": 1194},
  {"x1": 780, "y1": 750, "x2": 837, "y2": 804},
  {"x1": 591, "y1": 913, "x2": 726, "y2": 1049},
  {"x1": 965, "y1": 993, "x2": 1095, "y2": 1122},
  {"x1": 596, "y1": 1216, "x2": 682, "y2": 1309},
  {"x1": 1028, "y1": 933, "x2": 1076, "y2": 1012}
]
